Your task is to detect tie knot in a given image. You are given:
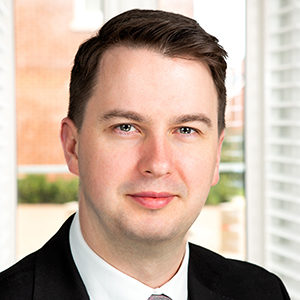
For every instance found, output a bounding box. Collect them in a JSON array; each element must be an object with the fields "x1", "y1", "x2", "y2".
[{"x1": 148, "y1": 295, "x2": 172, "y2": 300}]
